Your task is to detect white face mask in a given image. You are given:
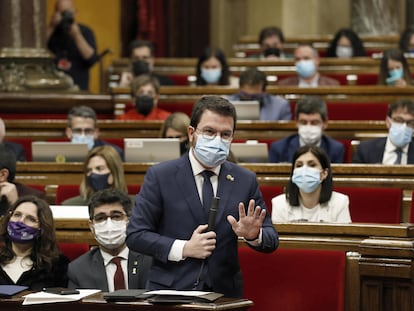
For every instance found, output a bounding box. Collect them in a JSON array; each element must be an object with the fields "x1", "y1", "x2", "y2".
[
  {"x1": 93, "y1": 218, "x2": 127, "y2": 250},
  {"x1": 335, "y1": 45, "x2": 353, "y2": 58},
  {"x1": 298, "y1": 125, "x2": 322, "y2": 145}
]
